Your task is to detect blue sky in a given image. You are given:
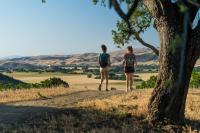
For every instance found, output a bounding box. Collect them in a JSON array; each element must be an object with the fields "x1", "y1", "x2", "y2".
[{"x1": 0, "y1": 0, "x2": 160, "y2": 57}]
